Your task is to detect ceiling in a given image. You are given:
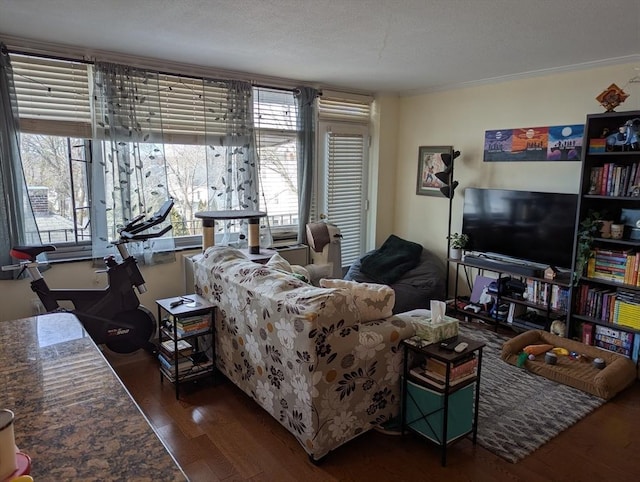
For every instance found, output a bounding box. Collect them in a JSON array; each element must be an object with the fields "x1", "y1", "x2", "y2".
[{"x1": 1, "y1": 0, "x2": 639, "y2": 95}]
